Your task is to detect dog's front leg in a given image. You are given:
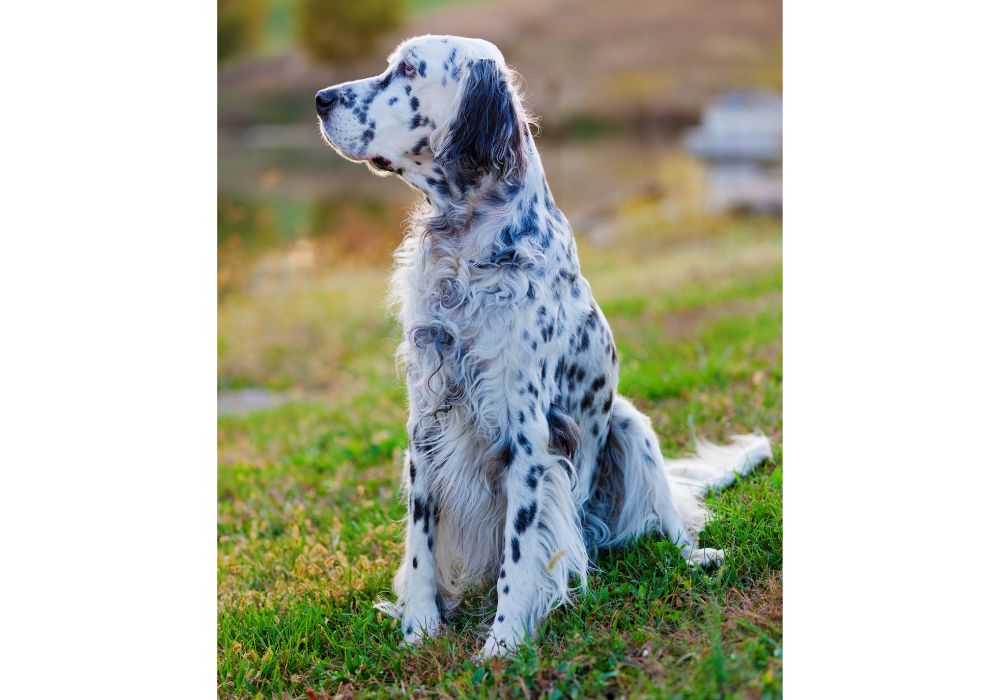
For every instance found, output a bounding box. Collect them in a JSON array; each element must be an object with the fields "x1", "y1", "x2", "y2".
[
  {"x1": 480, "y1": 425, "x2": 588, "y2": 657},
  {"x1": 394, "y1": 445, "x2": 442, "y2": 645}
]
